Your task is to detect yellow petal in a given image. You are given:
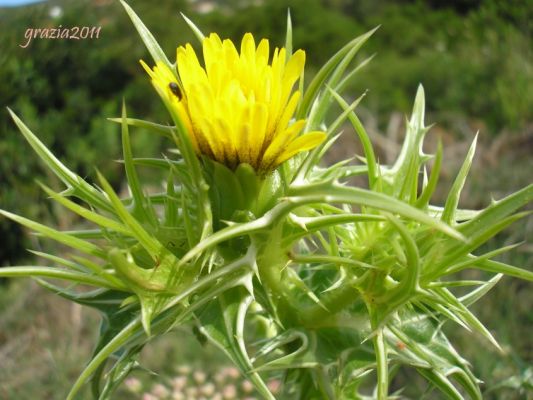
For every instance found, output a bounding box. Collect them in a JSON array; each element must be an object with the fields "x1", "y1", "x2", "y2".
[
  {"x1": 145, "y1": 33, "x2": 322, "y2": 173},
  {"x1": 237, "y1": 104, "x2": 253, "y2": 165},
  {"x1": 222, "y1": 38, "x2": 239, "y2": 65},
  {"x1": 241, "y1": 33, "x2": 256, "y2": 64},
  {"x1": 274, "y1": 131, "x2": 326, "y2": 166},
  {"x1": 280, "y1": 49, "x2": 305, "y2": 106},
  {"x1": 249, "y1": 102, "x2": 268, "y2": 164},
  {"x1": 197, "y1": 117, "x2": 224, "y2": 162},
  {"x1": 284, "y1": 50, "x2": 306, "y2": 83},
  {"x1": 260, "y1": 119, "x2": 306, "y2": 169},
  {"x1": 177, "y1": 44, "x2": 206, "y2": 92},
  {"x1": 272, "y1": 90, "x2": 301, "y2": 139},
  {"x1": 215, "y1": 116, "x2": 236, "y2": 166},
  {"x1": 257, "y1": 38, "x2": 269, "y2": 66}
]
